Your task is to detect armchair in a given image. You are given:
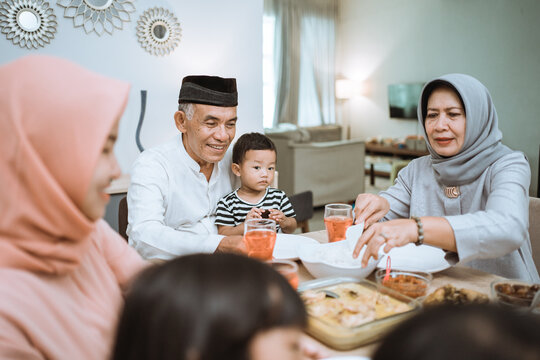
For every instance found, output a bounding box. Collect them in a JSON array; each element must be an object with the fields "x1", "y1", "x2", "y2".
[{"x1": 266, "y1": 125, "x2": 365, "y2": 207}]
